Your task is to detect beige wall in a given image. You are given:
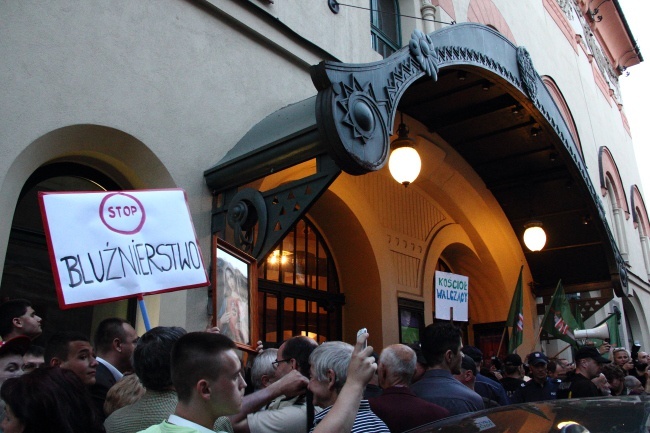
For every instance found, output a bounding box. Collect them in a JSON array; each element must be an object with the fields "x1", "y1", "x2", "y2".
[{"x1": 1, "y1": 0, "x2": 648, "y2": 348}]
